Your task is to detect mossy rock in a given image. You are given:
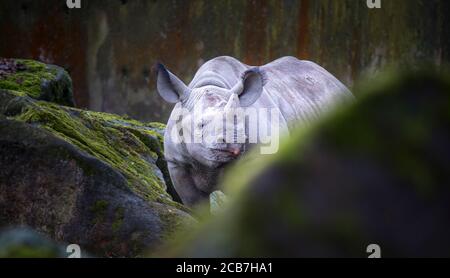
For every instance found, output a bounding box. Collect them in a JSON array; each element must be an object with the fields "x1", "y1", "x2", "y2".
[
  {"x1": 0, "y1": 87, "x2": 192, "y2": 257},
  {"x1": 0, "y1": 59, "x2": 74, "y2": 107},
  {"x1": 169, "y1": 68, "x2": 450, "y2": 258}
]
